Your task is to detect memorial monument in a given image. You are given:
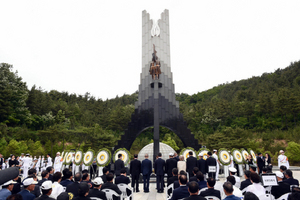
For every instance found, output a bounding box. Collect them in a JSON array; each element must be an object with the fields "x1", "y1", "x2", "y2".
[{"x1": 114, "y1": 10, "x2": 201, "y2": 160}]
